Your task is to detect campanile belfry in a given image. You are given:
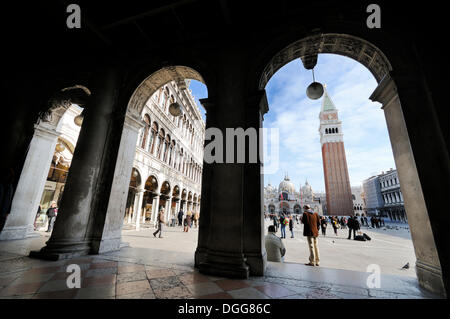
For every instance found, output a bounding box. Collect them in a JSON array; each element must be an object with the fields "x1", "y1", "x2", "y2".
[{"x1": 319, "y1": 86, "x2": 354, "y2": 216}]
